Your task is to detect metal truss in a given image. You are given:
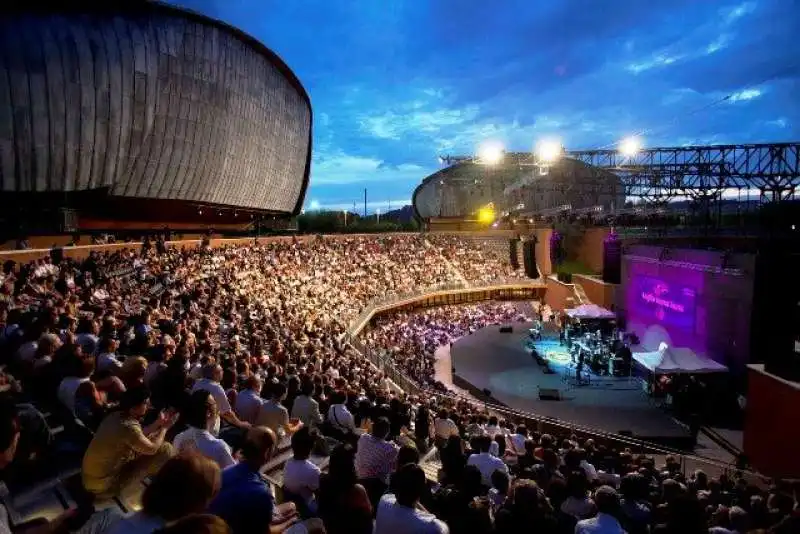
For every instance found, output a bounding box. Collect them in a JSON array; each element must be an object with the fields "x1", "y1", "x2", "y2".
[{"x1": 441, "y1": 143, "x2": 800, "y2": 203}]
